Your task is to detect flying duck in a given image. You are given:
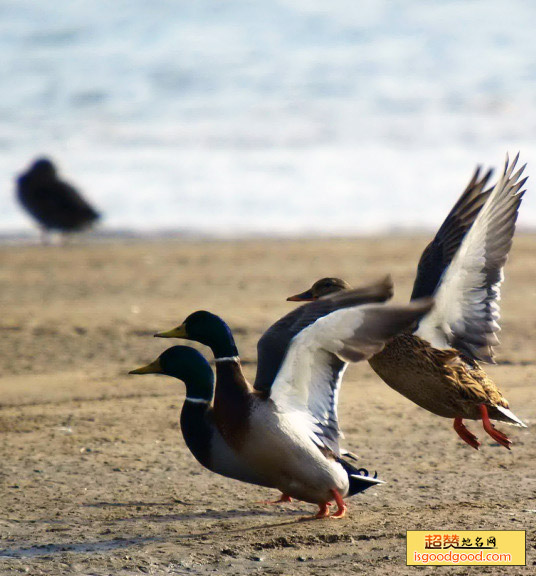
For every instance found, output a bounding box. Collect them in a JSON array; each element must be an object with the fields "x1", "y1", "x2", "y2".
[
  {"x1": 286, "y1": 155, "x2": 528, "y2": 450},
  {"x1": 154, "y1": 285, "x2": 433, "y2": 518}
]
